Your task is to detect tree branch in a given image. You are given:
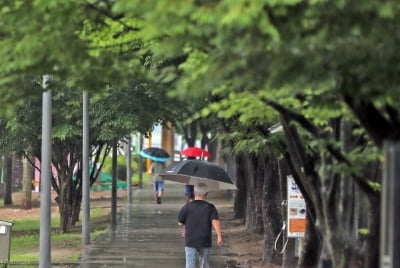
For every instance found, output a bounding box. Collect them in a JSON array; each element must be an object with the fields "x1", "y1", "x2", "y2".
[
  {"x1": 262, "y1": 98, "x2": 376, "y2": 195},
  {"x1": 84, "y1": 1, "x2": 140, "y2": 32},
  {"x1": 343, "y1": 94, "x2": 398, "y2": 147}
]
